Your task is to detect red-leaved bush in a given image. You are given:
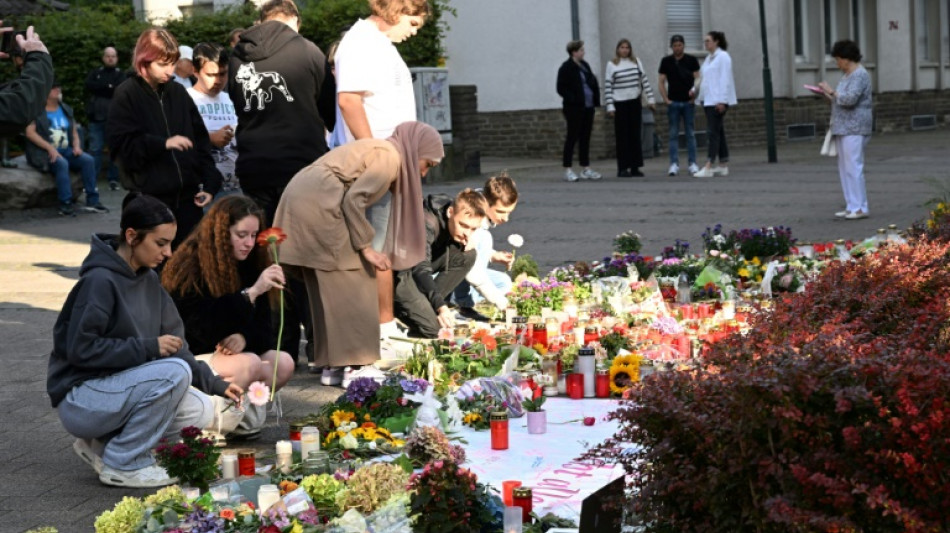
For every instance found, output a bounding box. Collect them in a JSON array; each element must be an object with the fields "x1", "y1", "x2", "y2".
[{"x1": 584, "y1": 238, "x2": 950, "y2": 532}]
